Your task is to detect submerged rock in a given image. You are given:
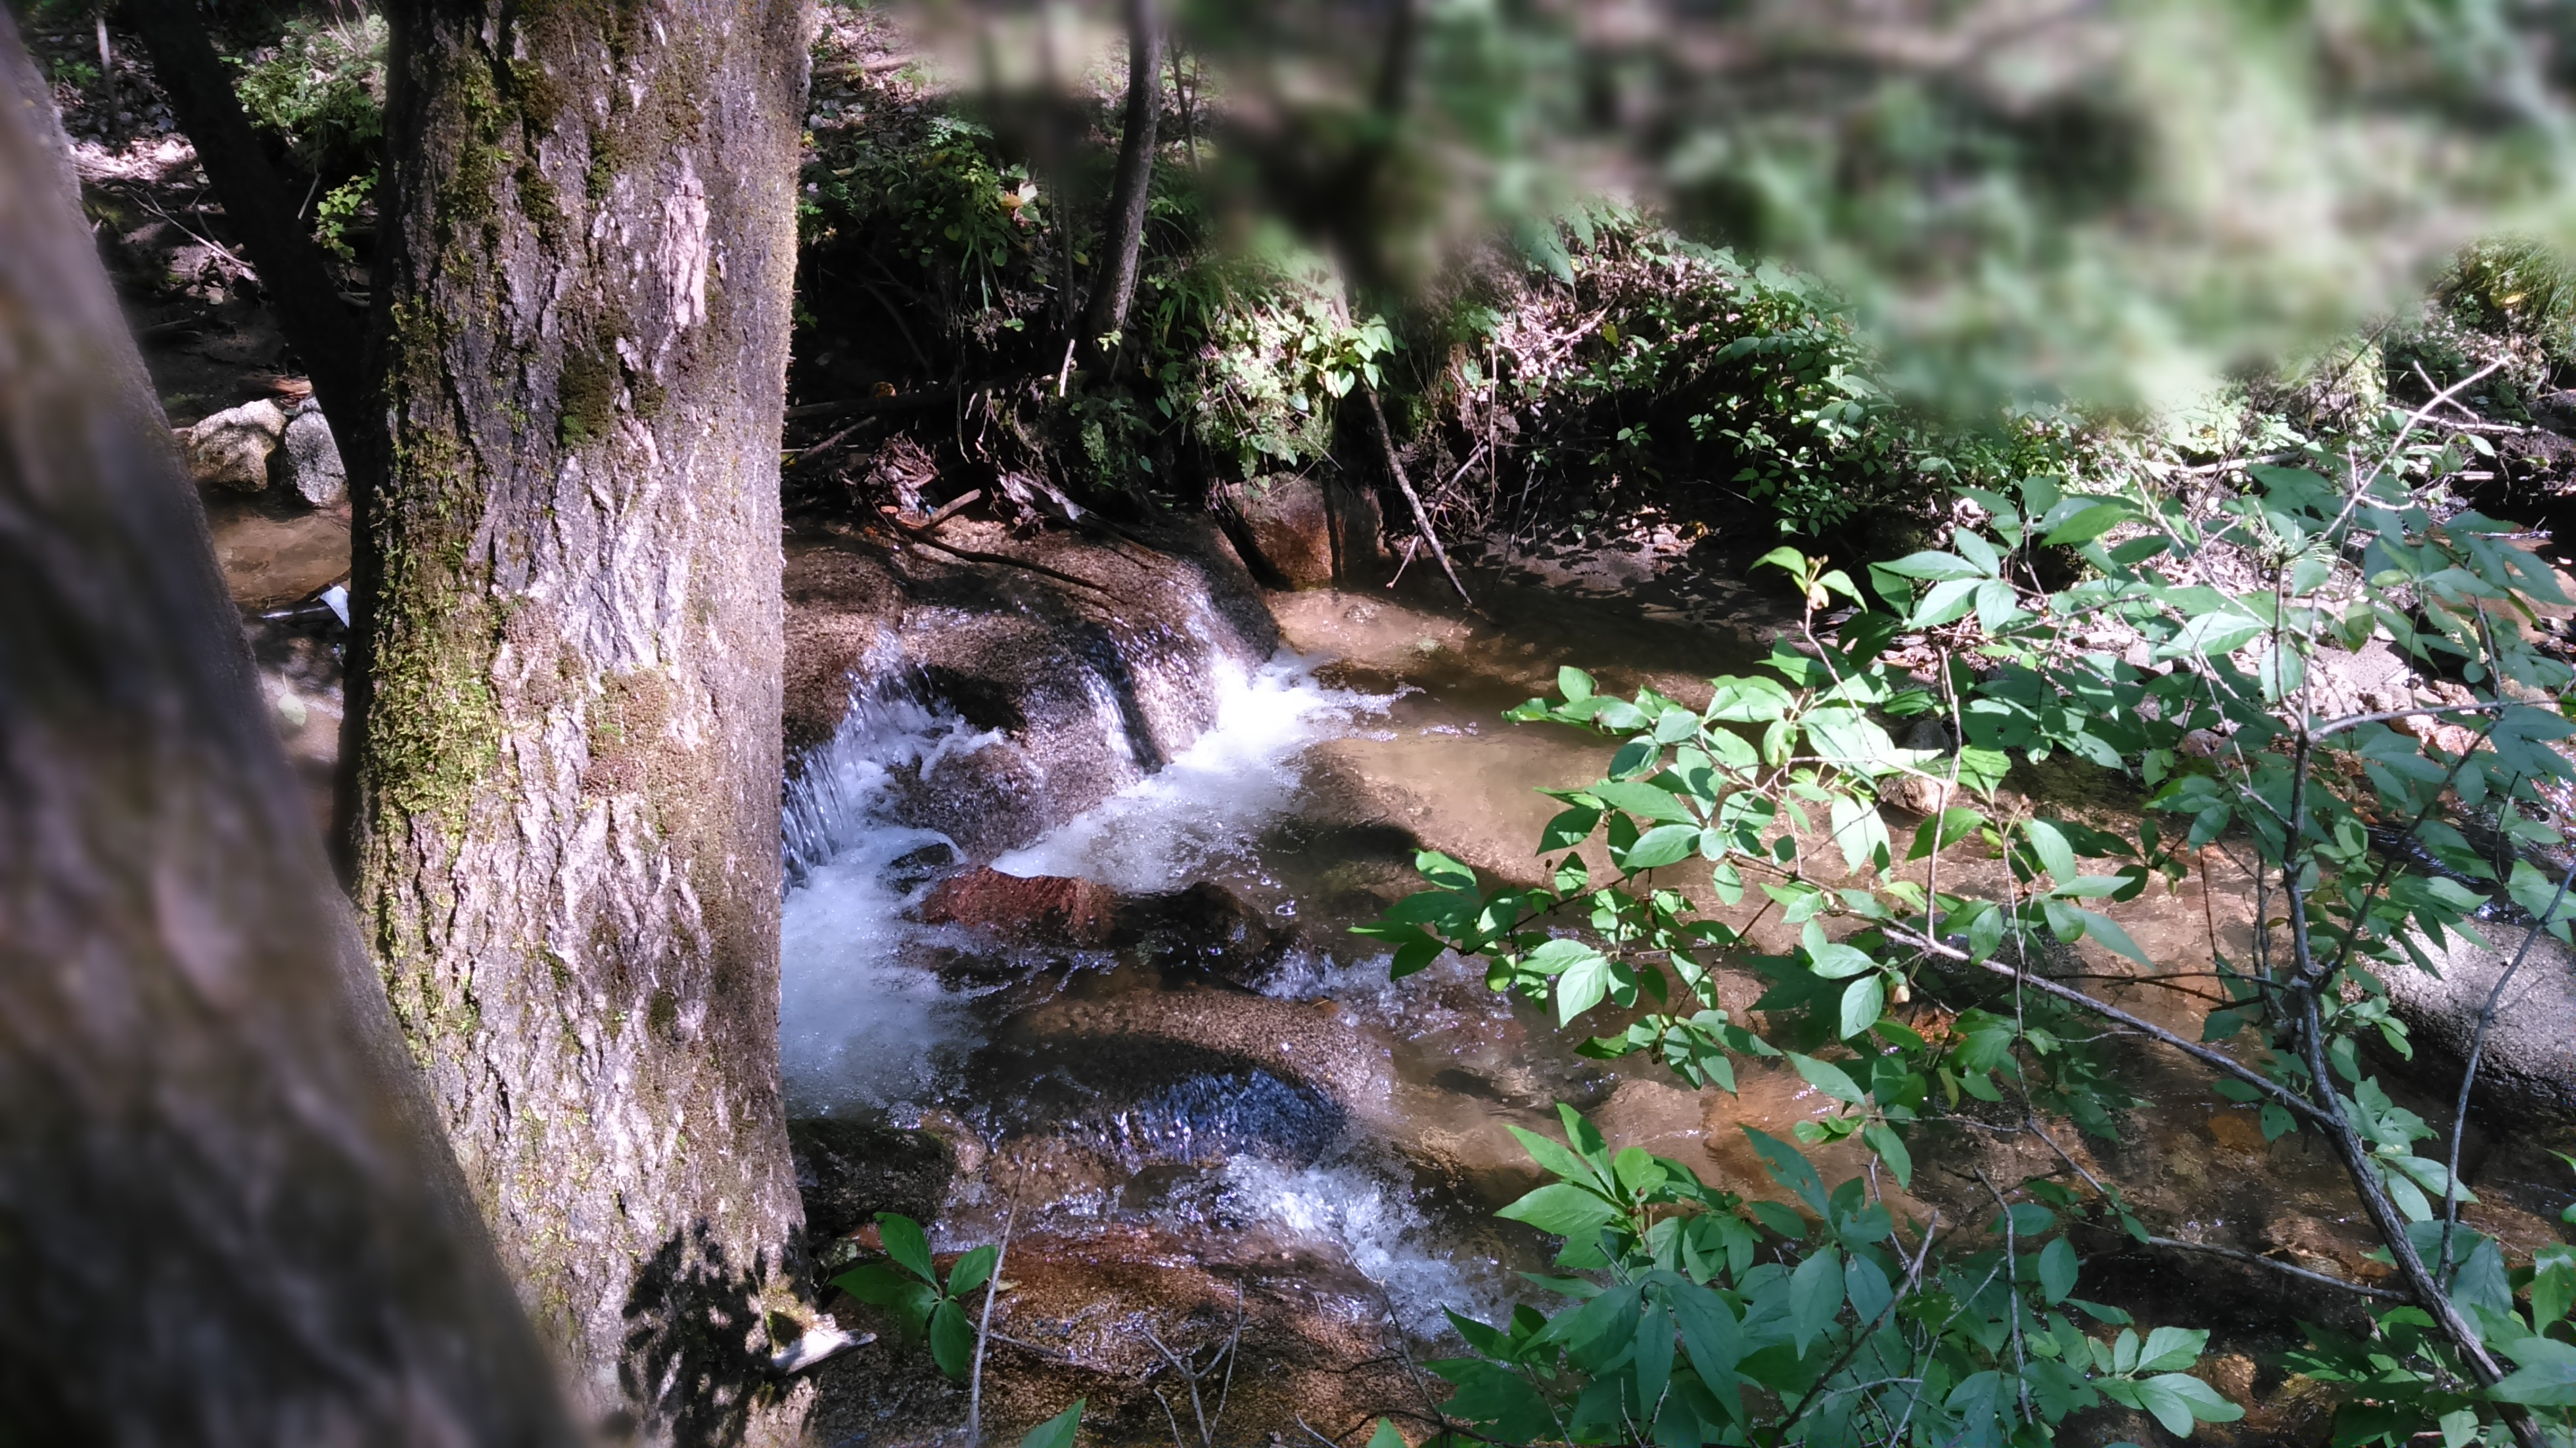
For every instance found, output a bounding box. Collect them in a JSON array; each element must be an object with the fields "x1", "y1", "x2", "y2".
[{"x1": 2384, "y1": 922, "x2": 2576, "y2": 1123}]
